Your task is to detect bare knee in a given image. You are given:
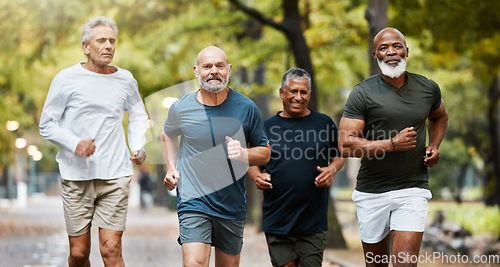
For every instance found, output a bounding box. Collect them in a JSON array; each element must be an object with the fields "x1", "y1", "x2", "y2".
[
  {"x1": 100, "y1": 238, "x2": 122, "y2": 259},
  {"x1": 69, "y1": 248, "x2": 90, "y2": 266},
  {"x1": 184, "y1": 257, "x2": 209, "y2": 267},
  {"x1": 68, "y1": 235, "x2": 91, "y2": 267}
]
